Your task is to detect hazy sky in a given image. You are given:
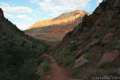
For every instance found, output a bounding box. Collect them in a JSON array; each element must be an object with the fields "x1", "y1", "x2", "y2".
[{"x1": 0, "y1": 0, "x2": 103, "y2": 30}]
